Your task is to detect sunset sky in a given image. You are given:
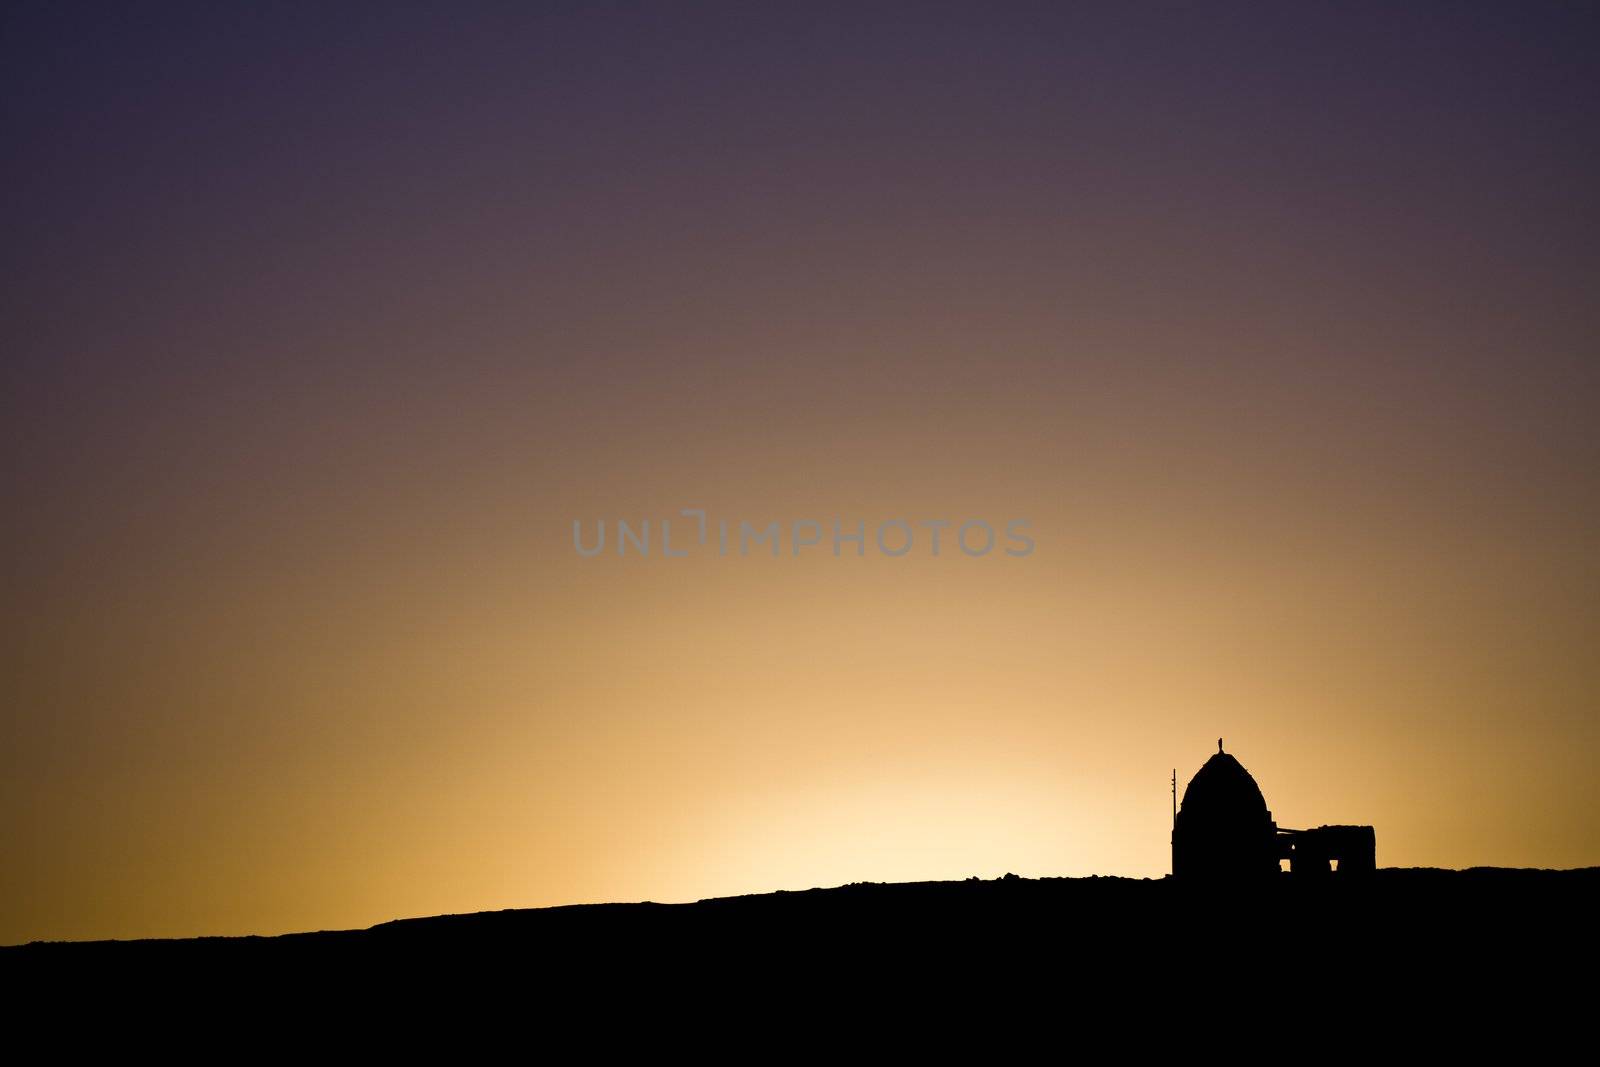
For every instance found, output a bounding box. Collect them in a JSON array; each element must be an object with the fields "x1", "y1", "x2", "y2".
[{"x1": 4, "y1": 2, "x2": 1597, "y2": 944}]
